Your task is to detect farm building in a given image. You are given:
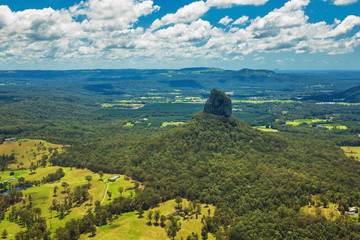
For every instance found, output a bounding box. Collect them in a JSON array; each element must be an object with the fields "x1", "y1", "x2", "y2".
[
  {"x1": 349, "y1": 207, "x2": 357, "y2": 212},
  {"x1": 5, "y1": 138, "x2": 17, "y2": 141},
  {"x1": 108, "y1": 176, "x2": 120, "y2": 182}
]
